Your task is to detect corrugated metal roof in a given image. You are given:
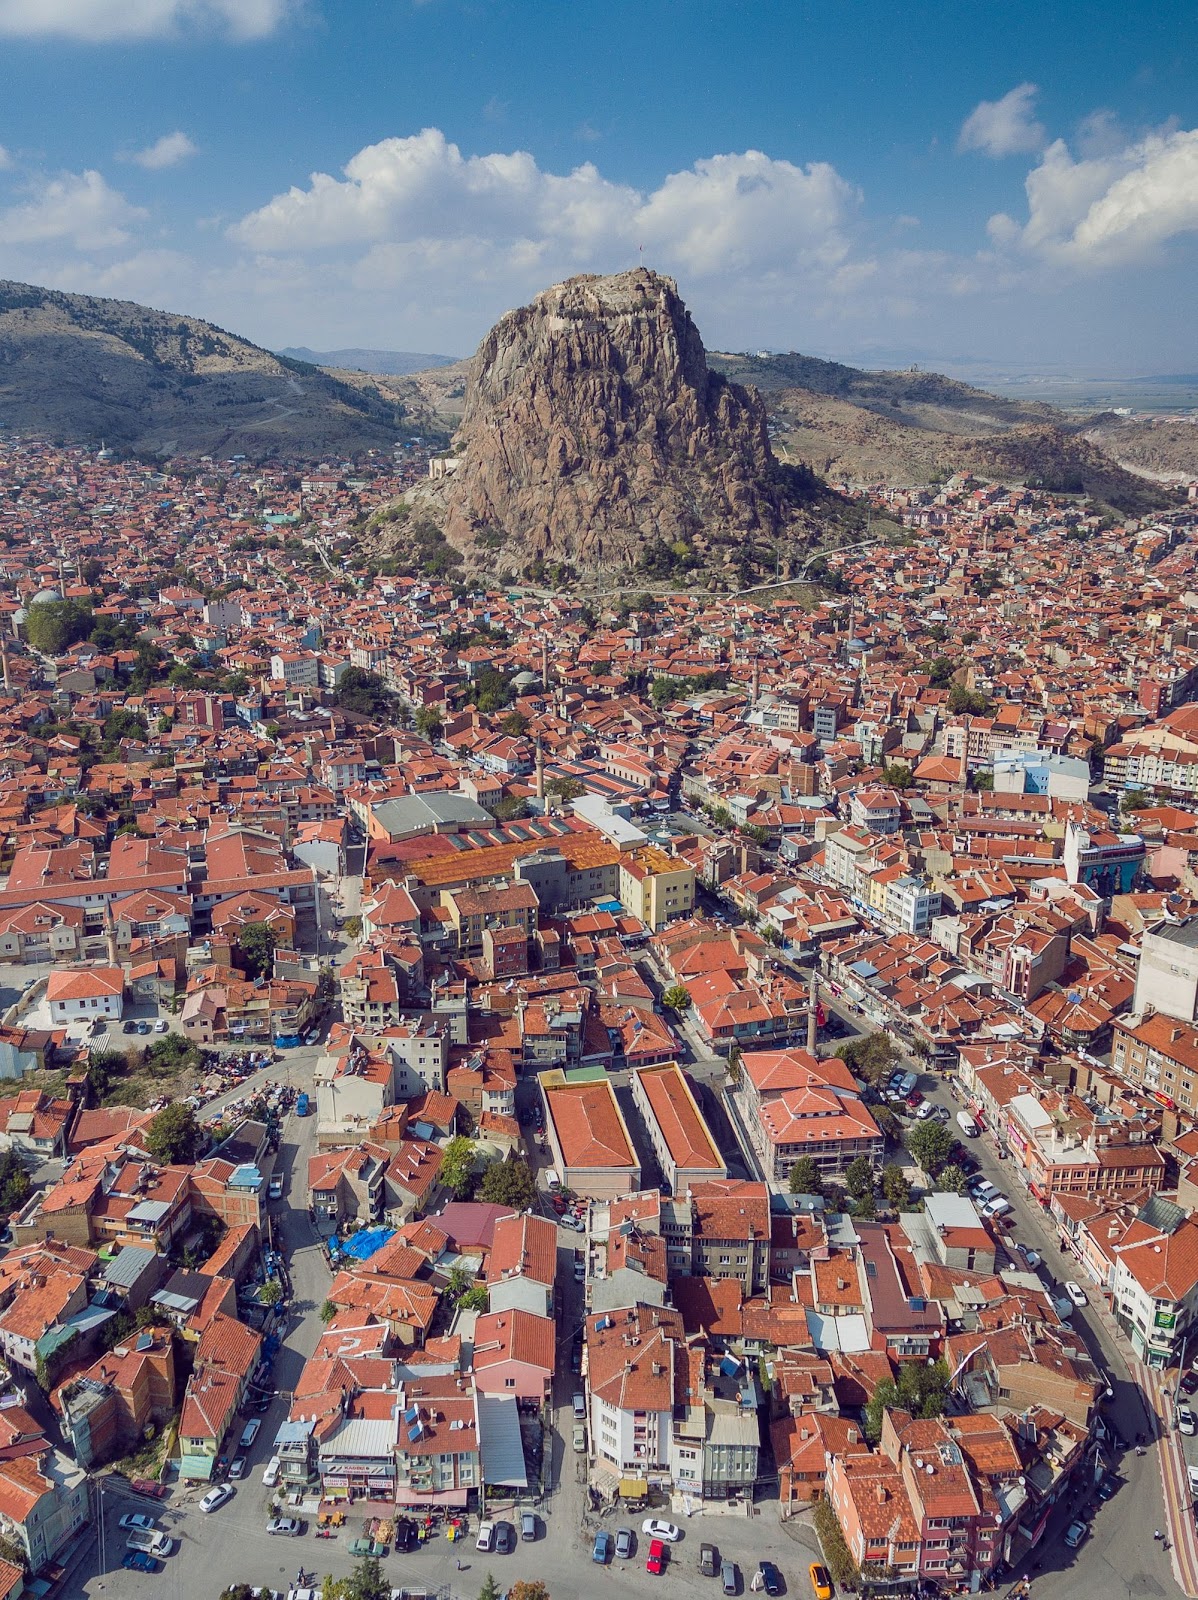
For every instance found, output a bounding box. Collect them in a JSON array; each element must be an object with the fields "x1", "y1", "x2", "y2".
[
  {"x1": 103, "y1": 1243, "x2": 158, "y2": 1288},
  {"x1": 324, "y1": 1416, "x2": 396, "y2": 1458},
  {"x1": 476, "y1": 1393, "x2": 527, "y2": 1487}
]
